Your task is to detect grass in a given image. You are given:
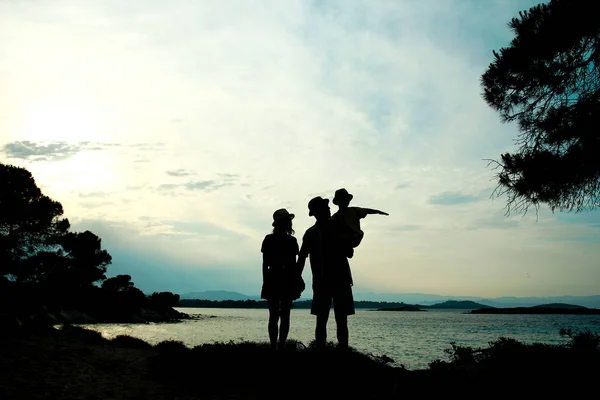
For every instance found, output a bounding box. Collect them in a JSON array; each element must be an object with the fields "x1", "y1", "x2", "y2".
[{"x1": 0, "y1": 324, "x2": 598, "y2": 399}]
